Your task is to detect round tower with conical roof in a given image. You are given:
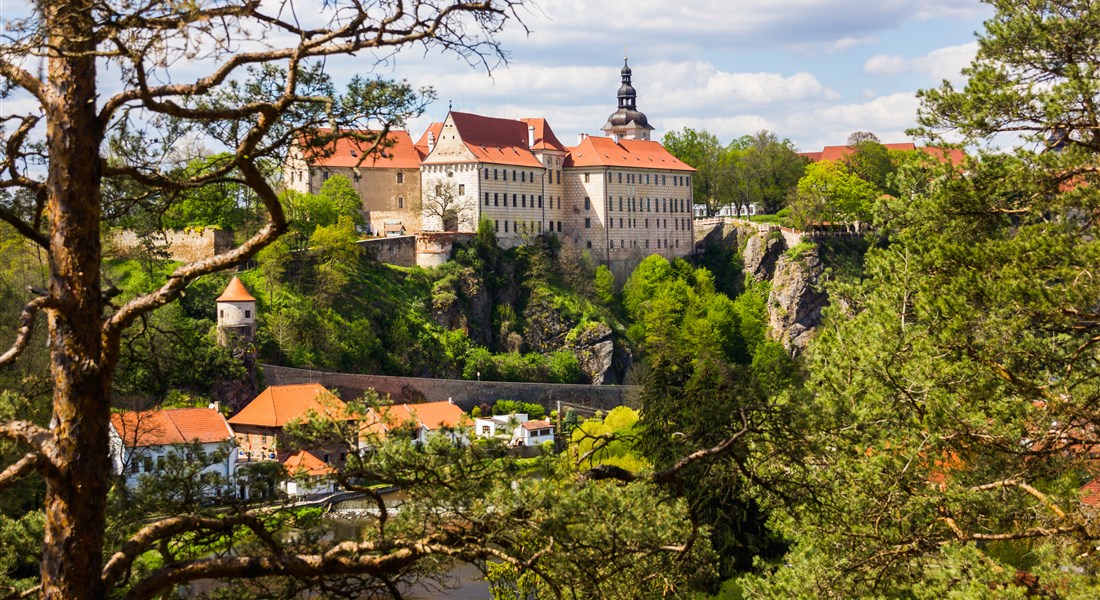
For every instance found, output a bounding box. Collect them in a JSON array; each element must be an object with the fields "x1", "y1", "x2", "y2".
[
  {"x1": 216, "y1": 276, "x2": 257, "y2": 347},
  {"x1": 601, "y1": 58, "x2": 655, "y2": 141}
]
